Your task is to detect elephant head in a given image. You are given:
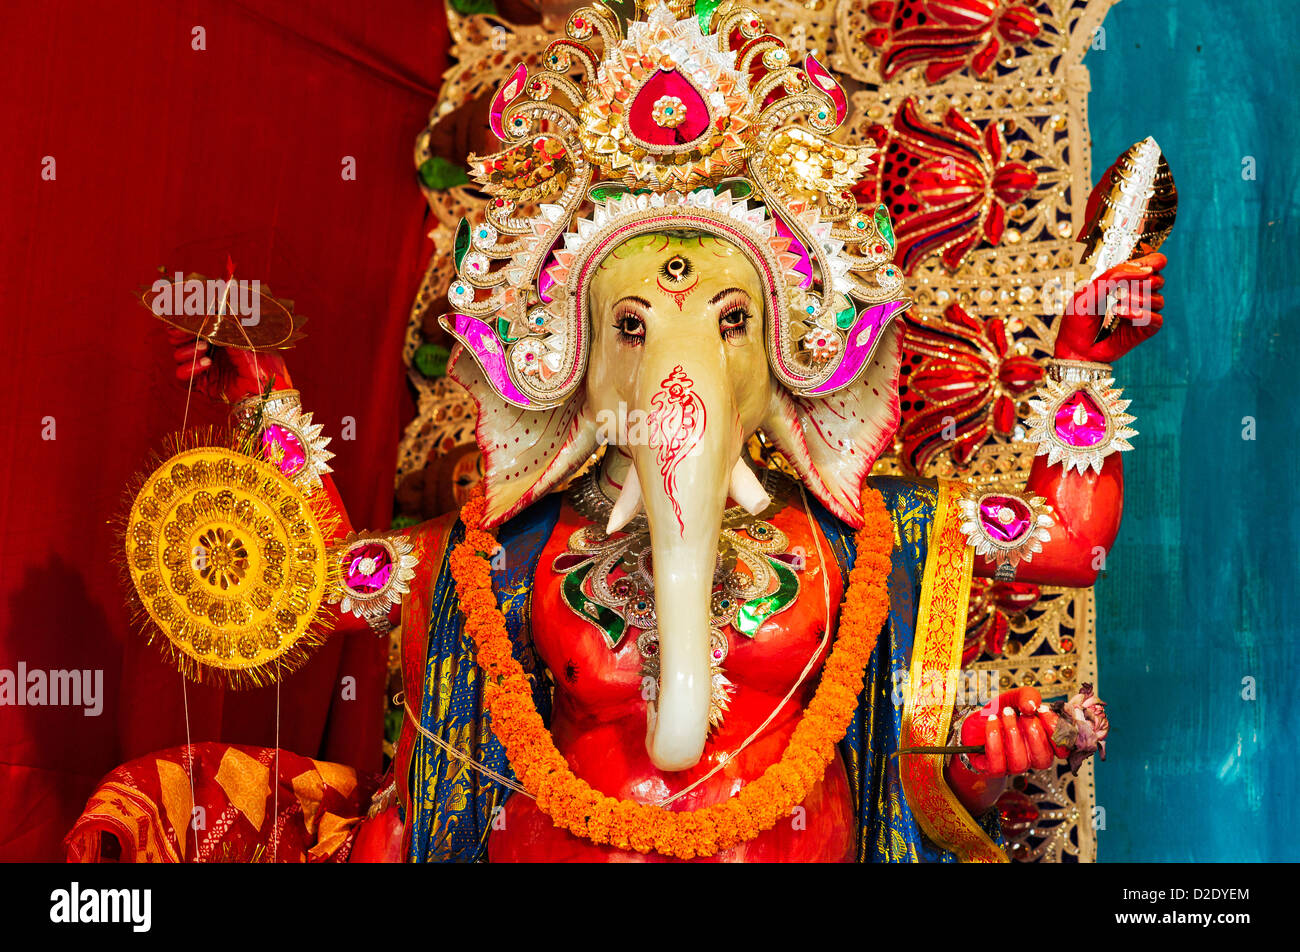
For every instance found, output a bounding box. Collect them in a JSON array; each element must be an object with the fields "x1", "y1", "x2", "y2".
[
  {"x1": 438, "y1": 0, "x2": 911, "y2": 770},
  {"x1": 448, "y1": 229, "x2": 904, "y2": 770}
]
